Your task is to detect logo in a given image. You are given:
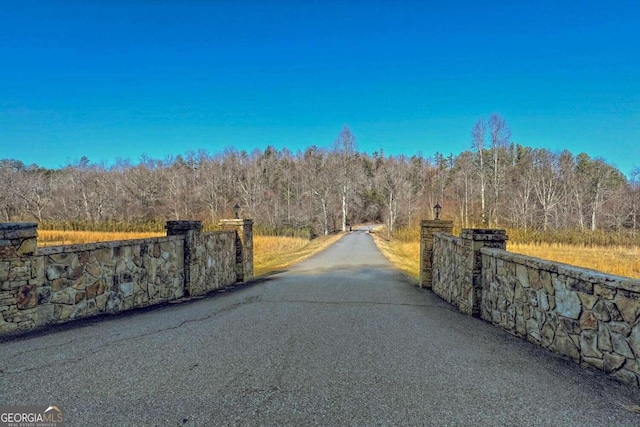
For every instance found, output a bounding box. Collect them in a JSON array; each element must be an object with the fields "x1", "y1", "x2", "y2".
[{"x1": 0, "y1": 405, "x2": 63, "y2": 427}]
